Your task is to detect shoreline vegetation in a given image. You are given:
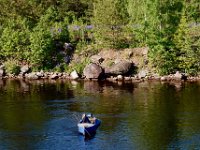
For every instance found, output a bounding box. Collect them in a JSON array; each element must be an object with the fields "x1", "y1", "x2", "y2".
[{"x1": 0, "y1": 0, "x2": 199, "y2": 81}]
